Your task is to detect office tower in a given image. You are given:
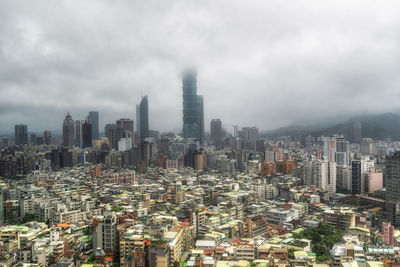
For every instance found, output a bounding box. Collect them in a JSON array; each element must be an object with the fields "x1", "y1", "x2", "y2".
[
  {"x1": 387, "y1": 152, "x2": 400, "y2": 226},
  {"x1": 87, "y1": 111, "x2": 99, "y2": 140},
  {"x1": 137, "y1": 95, "x2": 149, "y2": 142},
  {"x1": 136, "y1": 105, "x2": 141, "y2": 142},
  {"x1": 242, "y1": 127, "x2": 259, "y2": 141},
  {"x1": 211, "y1": 119, "x2": 225, "y2": 150},
  {"x1": 60, "y1": 148, "x2": 73, "y2": 168},
  {"x1": 210, "y1": 119, "x2": 222, "y2": 141},
  {"x1": 105, "y1": 124, "x2": 117, "y2": 150},
  {"x1": 182, "y1": 70, "x2": 204, "y2": 143},
  {"x1": 116, "y1": 118, "x2": 134, "y2": 146},
  {"x1": 75, "y1": 120, "x2": 83, "y2": 148},
  {"x1": 51, "y1": 149, "x2": 61, "y2": 171},
  {"x1": 62, "y1": 113, "x2": 75, "y2": 149},
  {"x1": 82, "y1": 121, "x2": 92, "y2": 148},
  {"x1": 116, "y1": 118, "x2": 134, "y2": 132},
  {"x1": 118, "y1": 131, "x2": 133, "y2": 152},
  {"x1": 43, "y1": 130, "x2": 52, "y2": 145},
  {"x1": 15, "y1": 124, "x2": 28, "y2": 145}
]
